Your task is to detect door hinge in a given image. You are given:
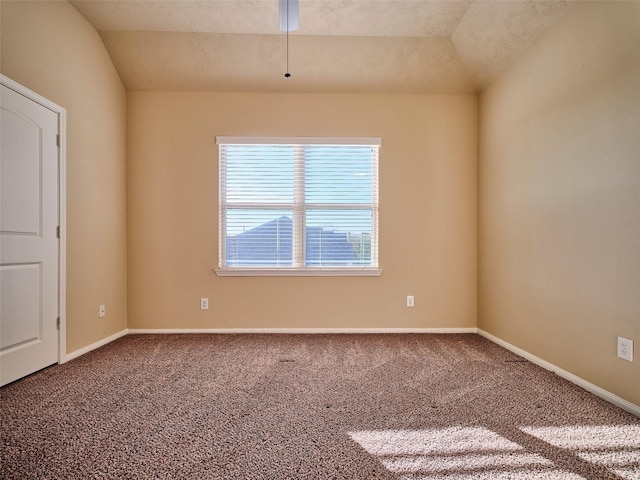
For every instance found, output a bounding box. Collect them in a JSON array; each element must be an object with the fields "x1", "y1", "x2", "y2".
[
  {"x1": 56, "y1": 317, "x2": 61, "y2": 330},
  {"x1": 56, "y1": 226, "x2": 61, "y2": 238},
  {"x1": 56, "y1": 134, "x2": 60, "y2": 147}
]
